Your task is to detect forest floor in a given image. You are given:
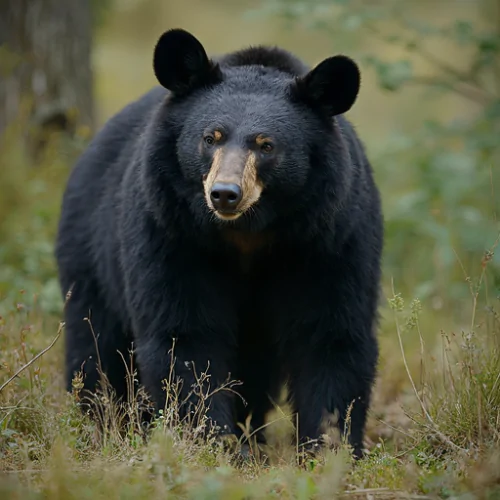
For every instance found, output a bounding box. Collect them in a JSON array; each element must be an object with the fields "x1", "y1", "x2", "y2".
[{"x1": 1, "y1": 277, "x2": 500, "y2": 499}]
